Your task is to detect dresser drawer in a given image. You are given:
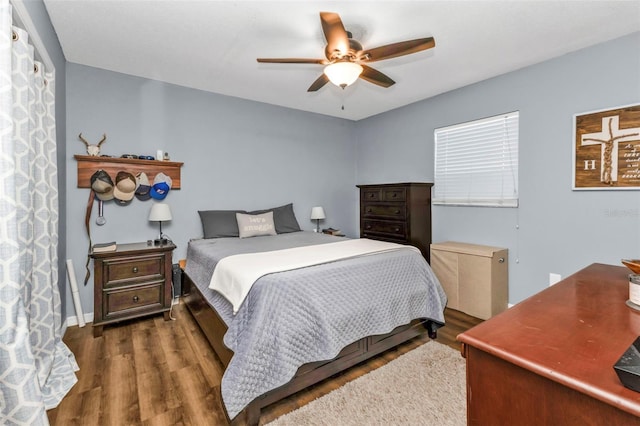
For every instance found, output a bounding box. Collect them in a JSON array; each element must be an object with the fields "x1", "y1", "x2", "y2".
[
  {"x1": 104, "y1": 283, "x2": 163, "y2": 318},
  {"x1": 362, "y1": 188, "x2": 381, "y2": 201},
  {"x1": 361, "y1": 234, "x2": 407, "y2": 246},
  {"x1": 361, "y1": 187, "x2": 407, "y2": 202},
  {"x1": 382, "y1": 187, "x2": 406, "y2": 202},
  {"x1": 362, "y1": 203, "x2": 406, "y2": 219},
  {"x1": 104, "y1": 256, "x2": 164, "y2": 287},
  {"x1": 362, "y1": 220, "x2": 406, "y2": 238}
]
